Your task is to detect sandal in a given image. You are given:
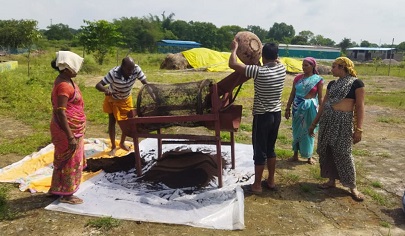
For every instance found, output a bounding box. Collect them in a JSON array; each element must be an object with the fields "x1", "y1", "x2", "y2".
[
  {"x1": 242, "y1": 184, "x2": 262, "y2": 195},
  {"x1": 351, "y1": 189, "x2": 365, "y2": 202},
  {"x1": 60, "y1": 195, "x2": 83, "y2": 205}
]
